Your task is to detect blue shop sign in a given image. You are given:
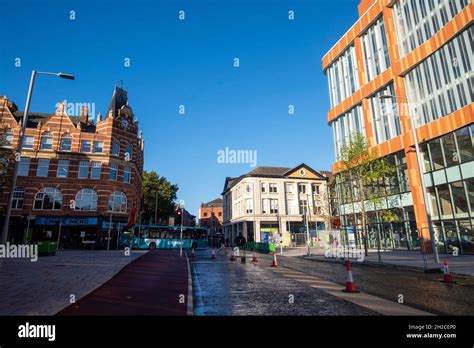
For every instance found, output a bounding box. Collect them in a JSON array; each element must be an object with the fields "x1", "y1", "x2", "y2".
[{"x1": 35, "y1": 217, "x2": 98, "y2": 226}]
